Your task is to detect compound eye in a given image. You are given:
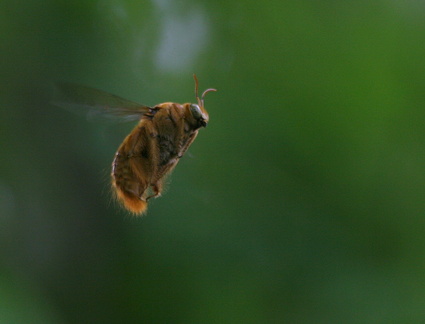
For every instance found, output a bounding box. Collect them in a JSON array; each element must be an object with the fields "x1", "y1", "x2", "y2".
[{"x1": 190, "y1": 104, "x2": 202, "y2": 119}]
